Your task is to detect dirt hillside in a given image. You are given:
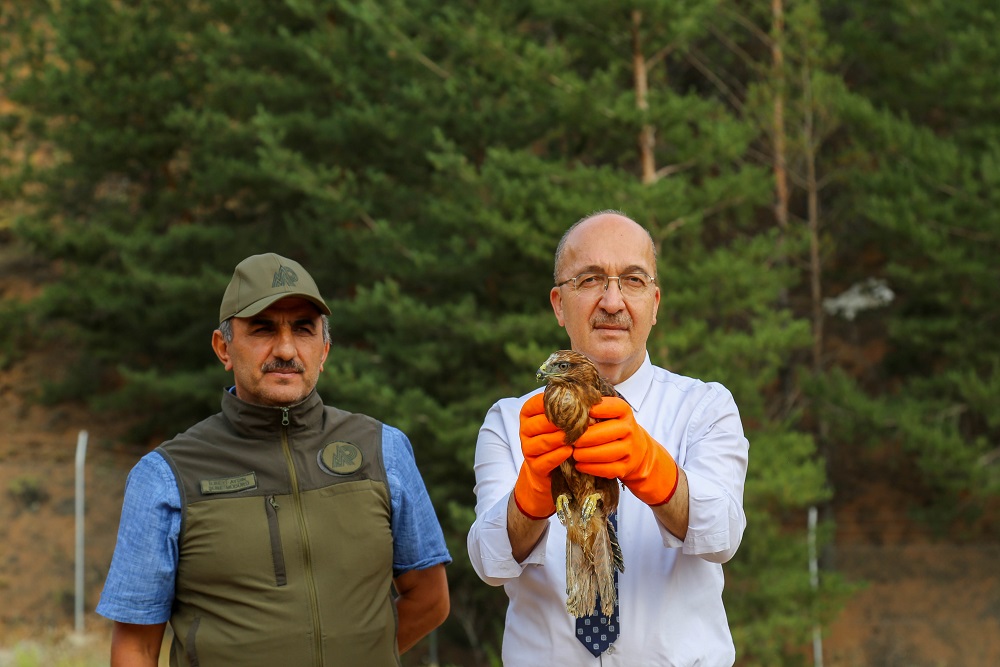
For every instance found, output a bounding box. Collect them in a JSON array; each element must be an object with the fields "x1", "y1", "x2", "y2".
[{"x1": 0, "y1": 248, "x2": 138, "y2": 647}]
